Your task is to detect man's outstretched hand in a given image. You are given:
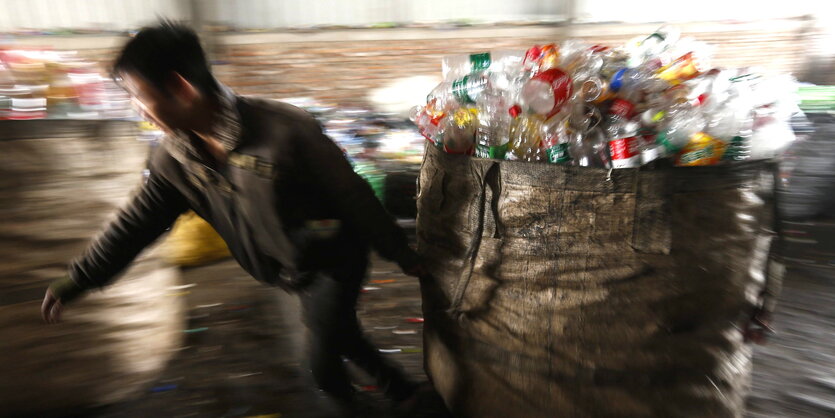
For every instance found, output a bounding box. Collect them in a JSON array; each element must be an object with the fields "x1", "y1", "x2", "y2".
[
  {"x1": 41, "y1": 288, "x2": 64, "y2": 324},
  {"x1": 41, "y1": 276, "x2": 85, "y2": 324}
]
